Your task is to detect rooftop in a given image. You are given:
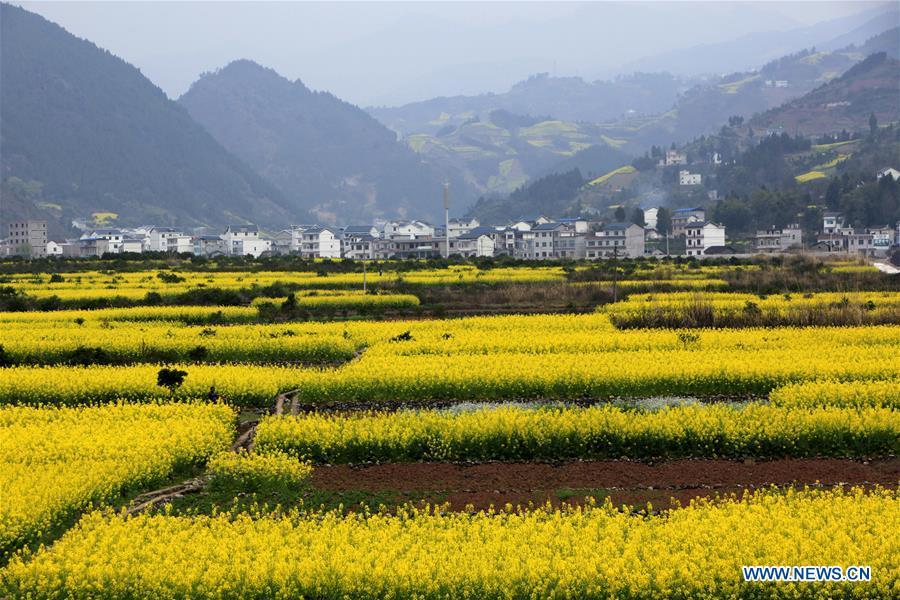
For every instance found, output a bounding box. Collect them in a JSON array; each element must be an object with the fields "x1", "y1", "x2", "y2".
[{"x1": 532, "y1": 222, "x2": 565, "y2": 231}]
